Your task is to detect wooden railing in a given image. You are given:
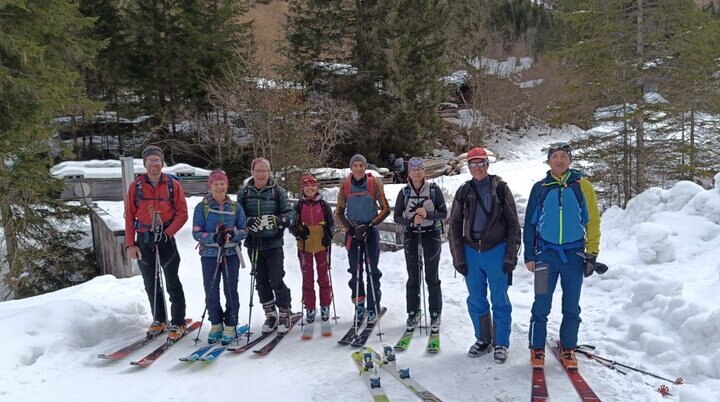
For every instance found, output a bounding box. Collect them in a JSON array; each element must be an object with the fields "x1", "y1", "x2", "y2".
[{"x1": 89, "y1": 205, "x2": 134, "y2": 278}]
